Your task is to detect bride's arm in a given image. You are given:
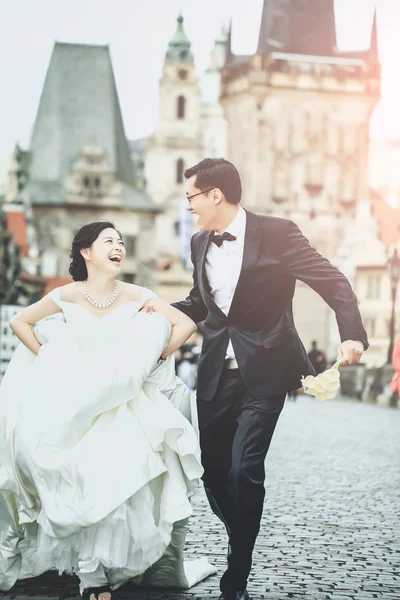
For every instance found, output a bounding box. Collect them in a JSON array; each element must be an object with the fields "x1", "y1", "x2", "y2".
[
  {"x1": 142, "y1": 297, "x2": 196, "y2": 357},
  {"x1": 9, "y1": 296, "x2": 62, "y2": 355}
]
